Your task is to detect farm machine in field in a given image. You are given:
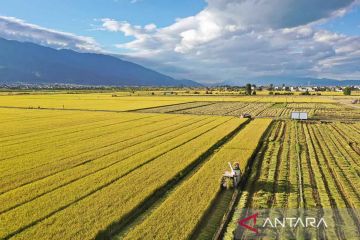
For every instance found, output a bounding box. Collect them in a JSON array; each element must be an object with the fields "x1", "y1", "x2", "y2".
[
  {"x1": 240, "y1": 113, "x2": 252, "y2": 119},
  {"x1": 221, "y1": 162, "x2": 242, "y2": 189}
]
